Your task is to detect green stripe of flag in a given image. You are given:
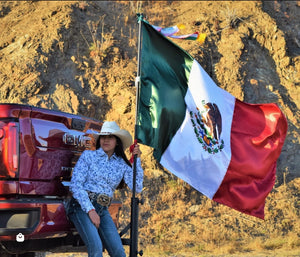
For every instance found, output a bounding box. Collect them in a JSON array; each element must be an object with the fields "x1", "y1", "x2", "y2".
[{"x1": 136, "y1": 20, "x2": 194, "y2": 161}]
